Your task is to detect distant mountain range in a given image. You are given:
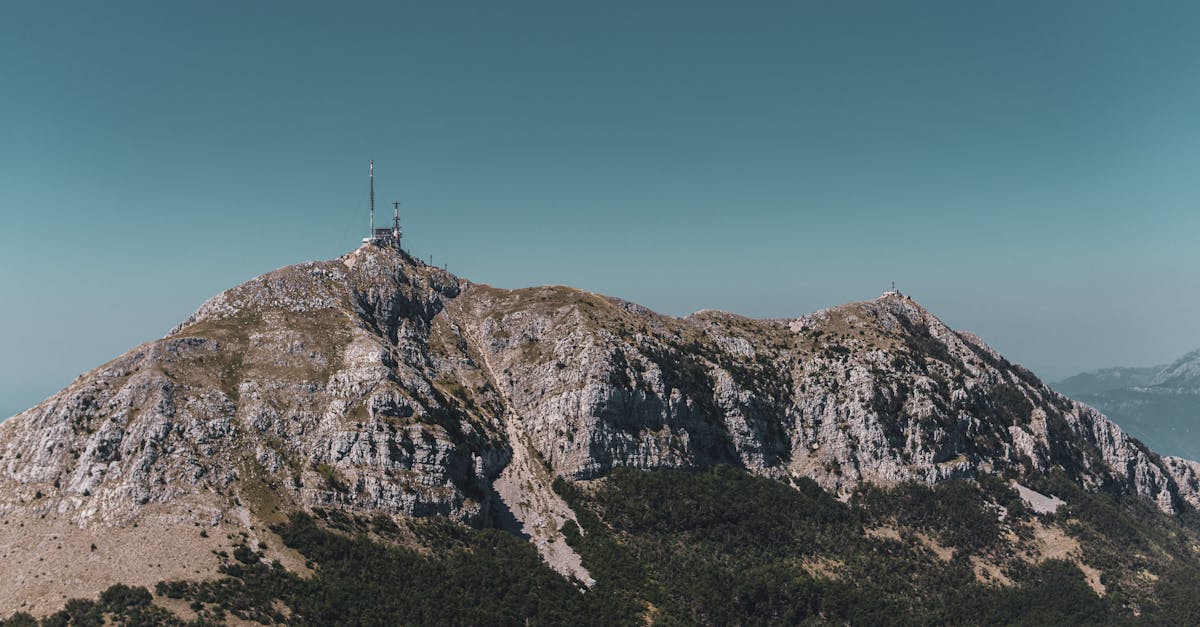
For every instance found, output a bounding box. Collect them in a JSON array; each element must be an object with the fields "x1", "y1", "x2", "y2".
[{"x1": 1055, "y1": 350, "x2": 1200, "y2": 461}]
